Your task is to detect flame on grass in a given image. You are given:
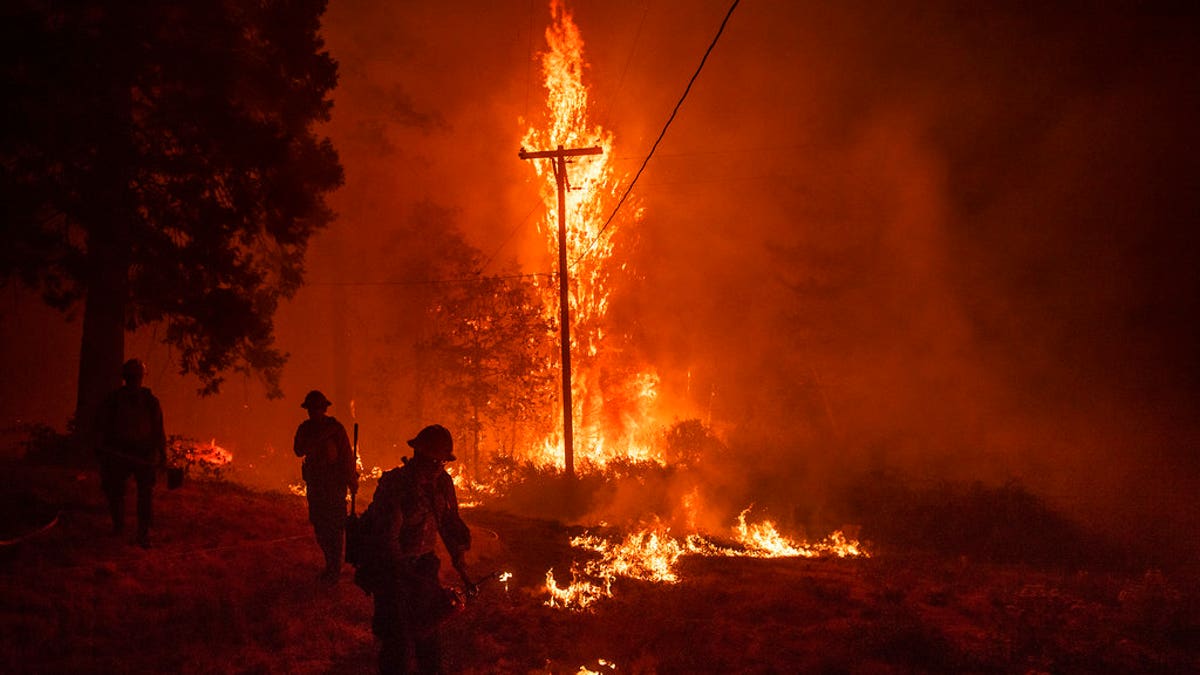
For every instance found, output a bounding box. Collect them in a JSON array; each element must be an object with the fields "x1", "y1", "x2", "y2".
[
  {"x1": 169, "y1": 437, "x2": 233, "y2": 482},
  {"x1": 522, "y1": 0, "x2": 662, "y2": 471},
  {"x1": 545, "y1": 508, "x2": 868, "y2": 610},
  {"x1": 573, "y1": 527, "x2": 687, "y2": 583},
  {"x1": 448, "y1": 464, "x2": 500, "y2": 508},
  {"x1": 170, "y1": 437, "x2": 233, "y2": 468},
  {"x1": 545, "y1": 567, "x2": 613, "y2": 610},
  {"x1": 544, "y1": 524, "x2": 689, "y2": 610},
  {"x1": 729, "y1": 507, "x2": 867, "y2": 558}
]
